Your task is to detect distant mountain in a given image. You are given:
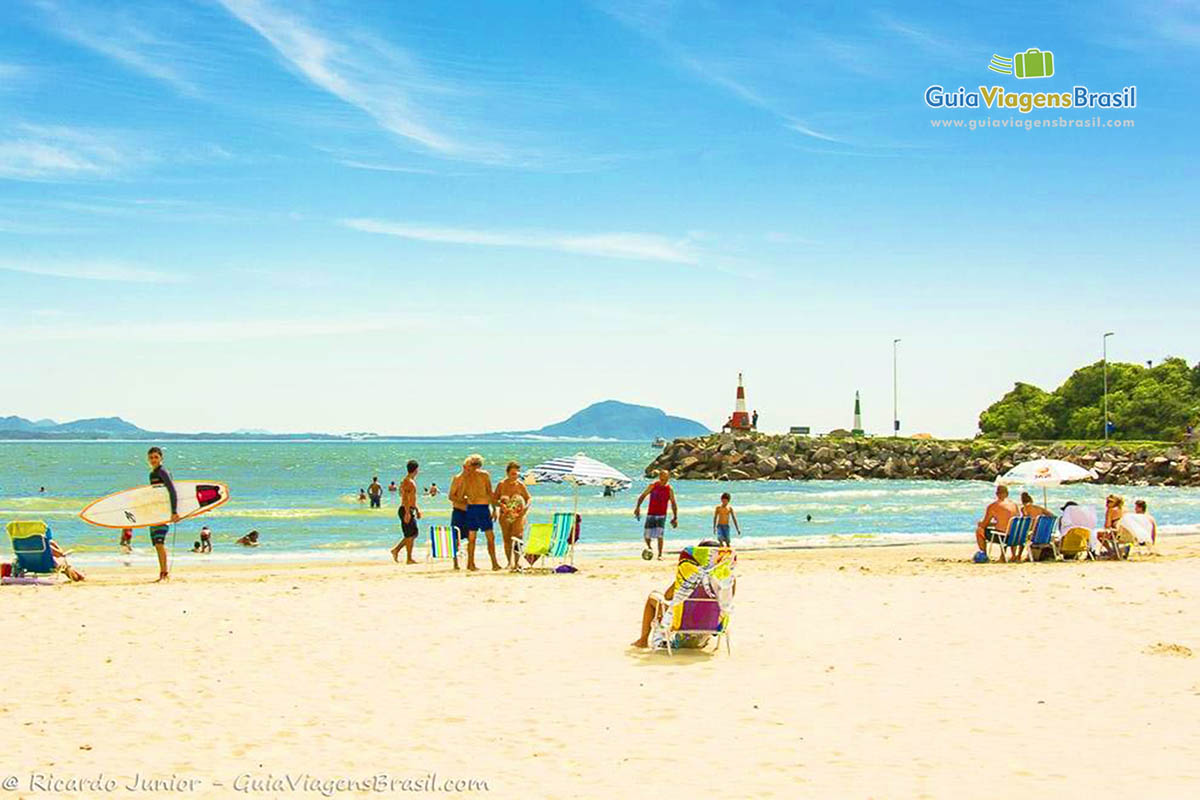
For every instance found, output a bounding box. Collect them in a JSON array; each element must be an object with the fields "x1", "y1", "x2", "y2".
[
  {"x1": 0, "y1": 415, "x2": 340, "y2": 441},
  {"x1": 523, "y1": 400, "x2": 709, "y2": 441},
  {"x1": 0, "y1": 401, "x2": 710, "y2": 441},
  {"x1": 53, "y1": 416, "x2": 146, "y2": 435}
]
